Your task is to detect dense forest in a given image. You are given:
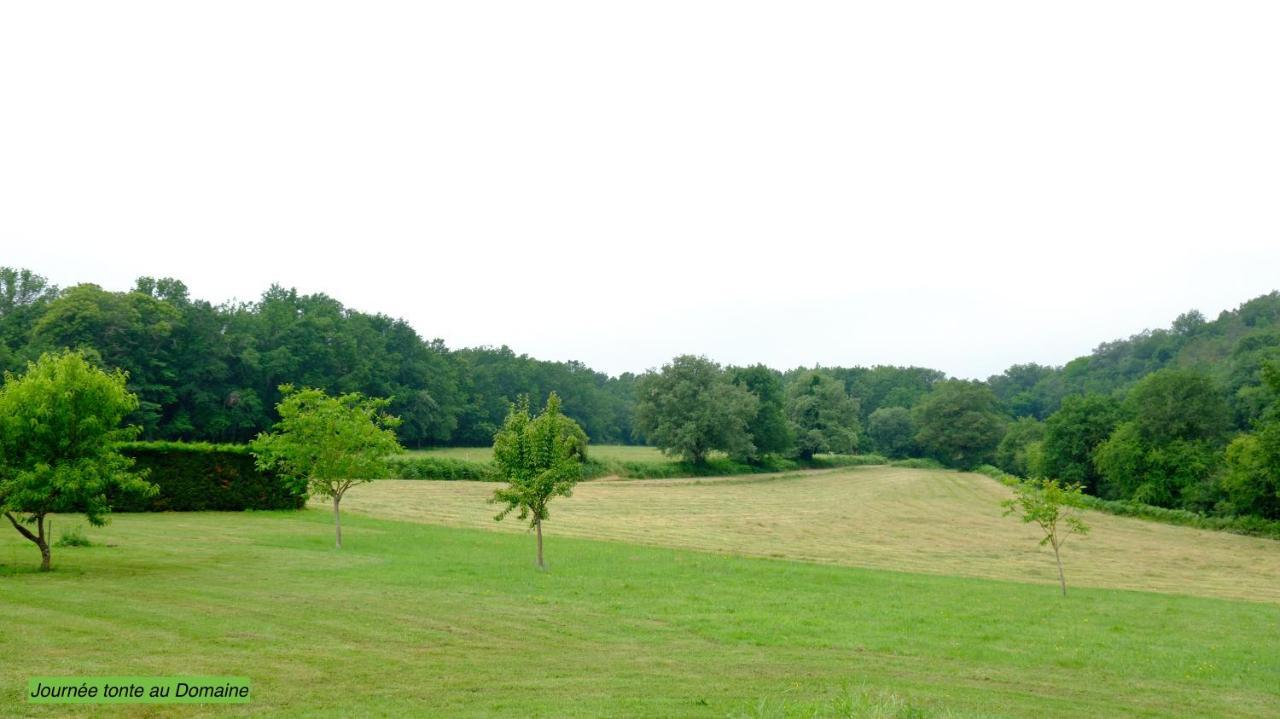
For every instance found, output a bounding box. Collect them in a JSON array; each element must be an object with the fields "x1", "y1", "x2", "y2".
[{"x1": 3, "y1": 266, "x2": 1279, "y2": 519}]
